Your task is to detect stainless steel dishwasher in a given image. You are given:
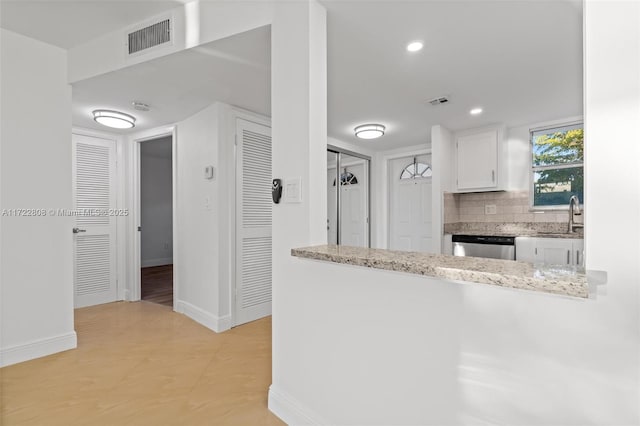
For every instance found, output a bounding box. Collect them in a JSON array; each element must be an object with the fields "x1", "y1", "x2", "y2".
[{"x1": 452, "y1": 235, "x2": 516, "y2": 260}]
